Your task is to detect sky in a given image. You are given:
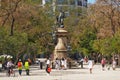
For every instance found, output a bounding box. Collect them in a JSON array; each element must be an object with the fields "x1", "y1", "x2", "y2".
[{"x1": 88, "y1": 0, "x2": 96, "y2": 4}]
